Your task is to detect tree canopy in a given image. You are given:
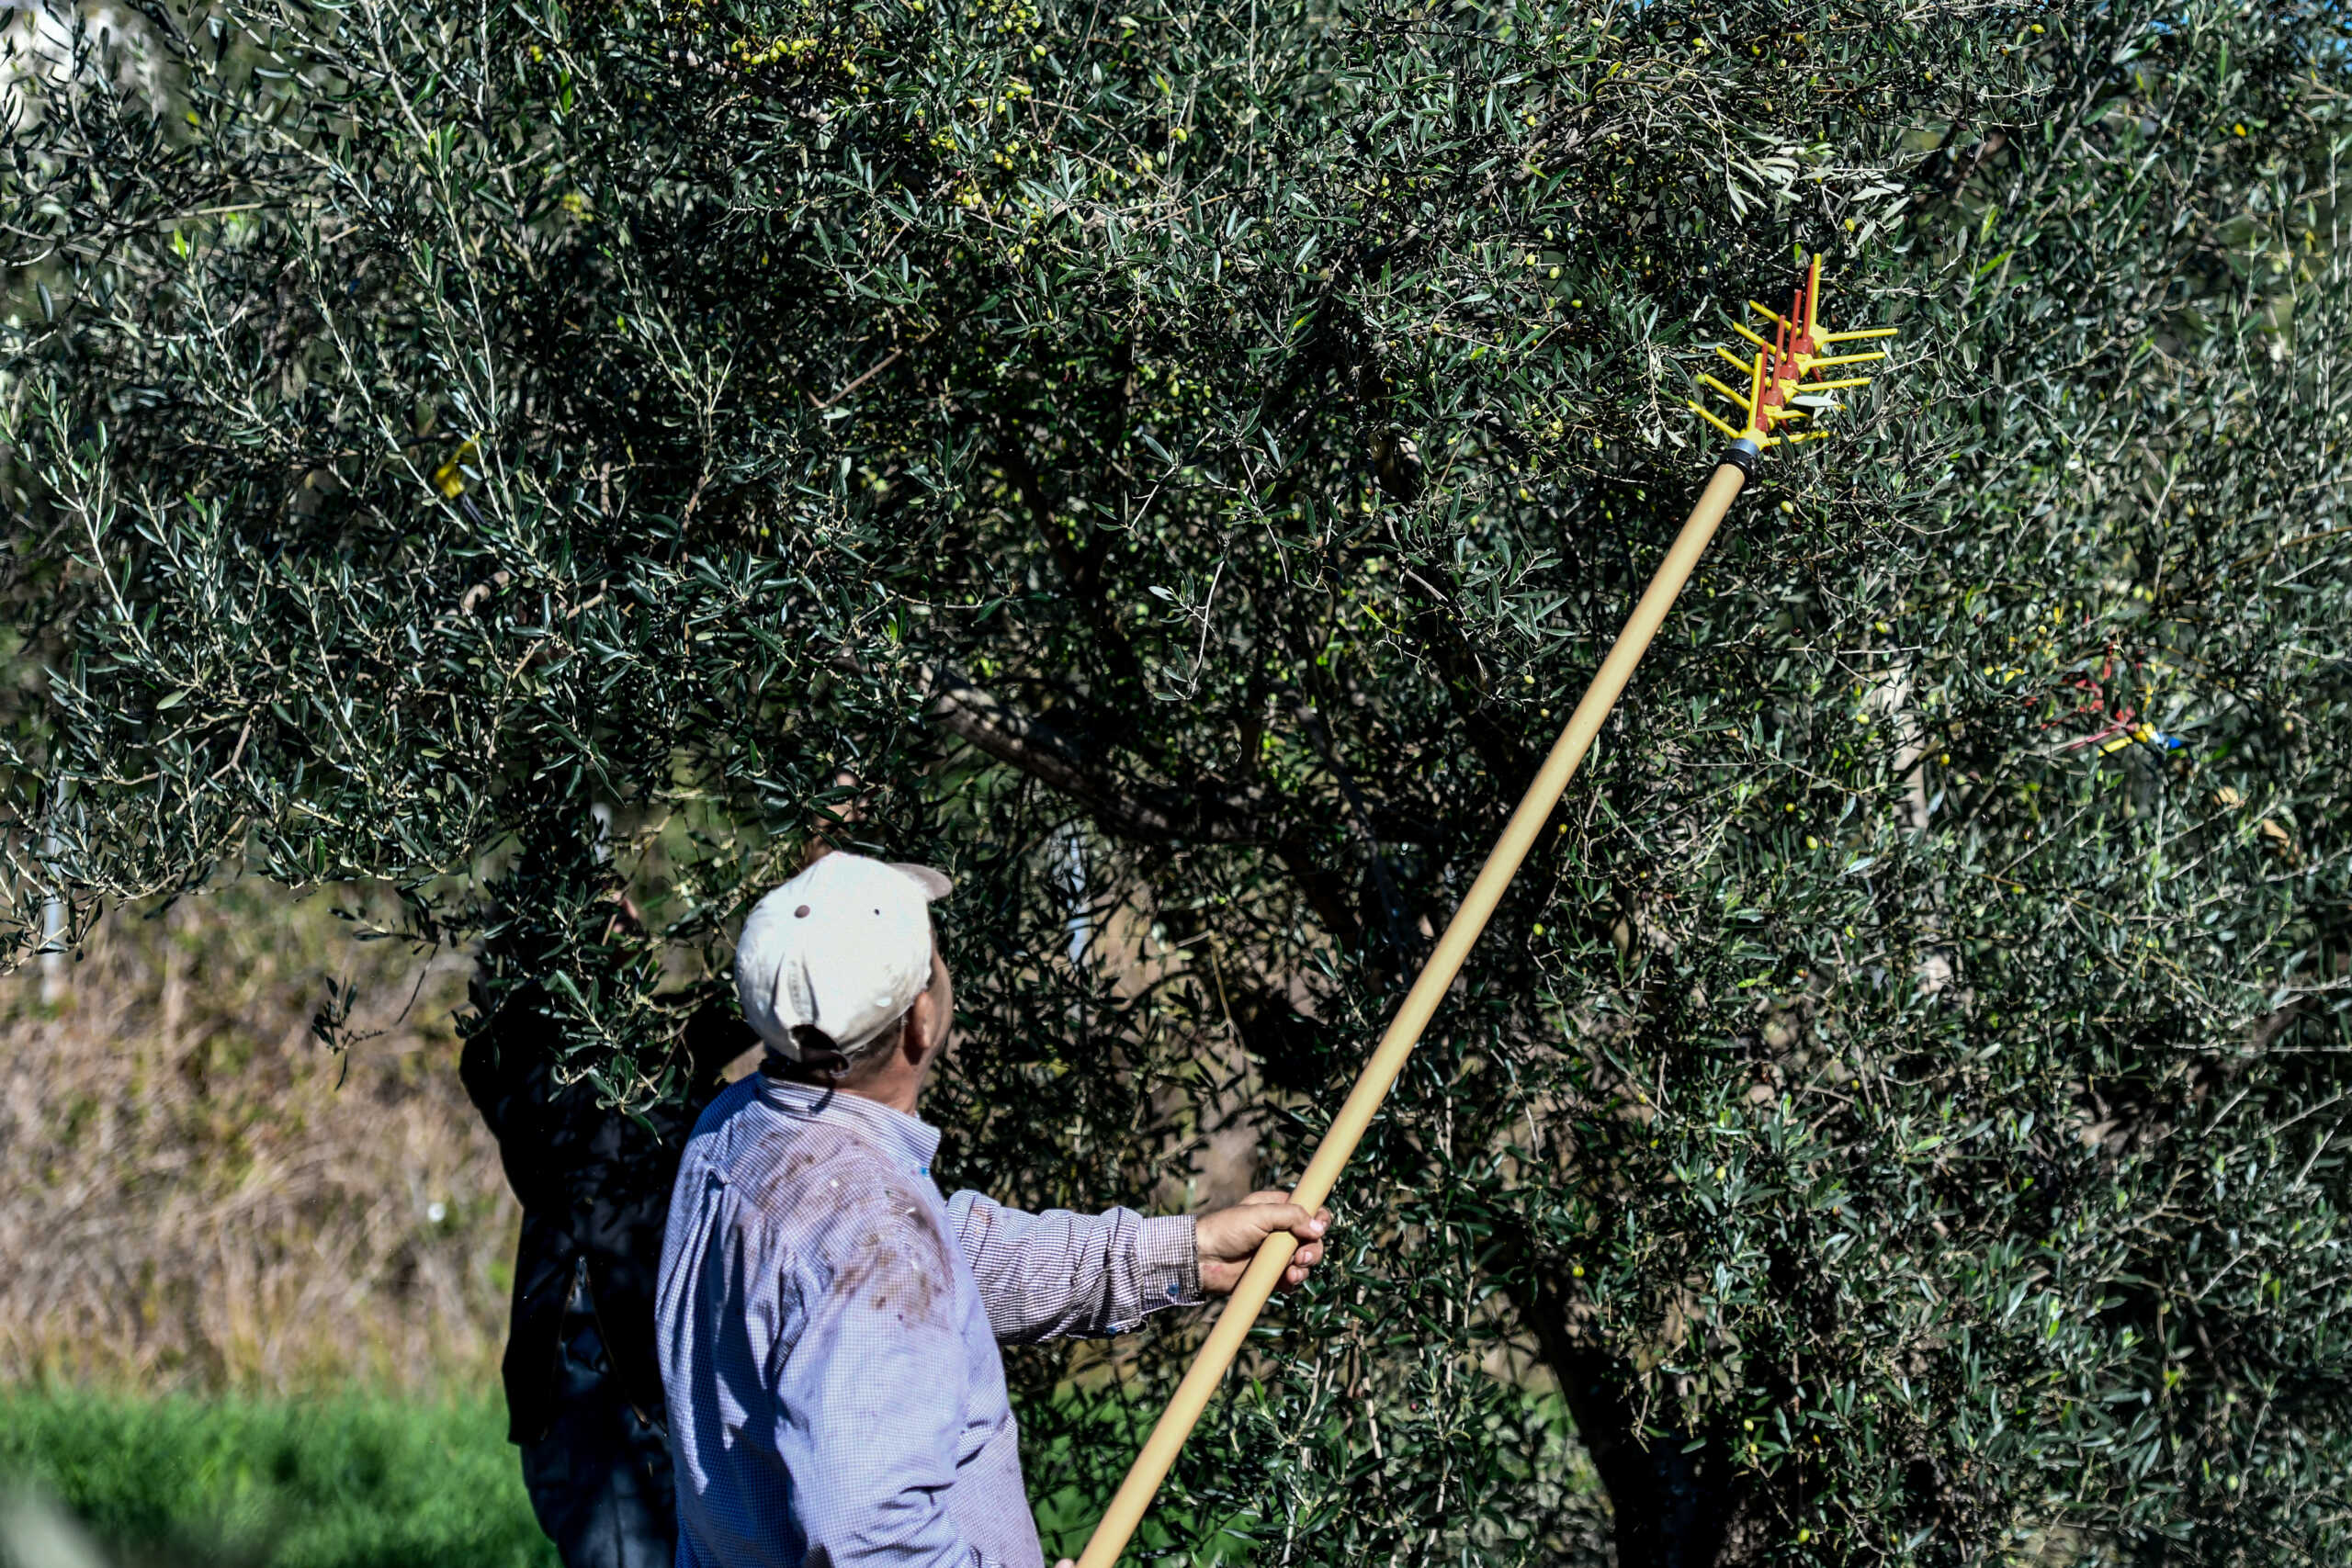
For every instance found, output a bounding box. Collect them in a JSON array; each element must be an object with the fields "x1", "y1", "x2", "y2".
[{"x1": 6, "y1": 0, "x2": 2349, "y2": 1562}]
